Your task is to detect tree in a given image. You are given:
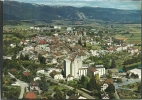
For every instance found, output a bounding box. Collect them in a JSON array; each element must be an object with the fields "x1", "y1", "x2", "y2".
[
  {"x1": 110, "y1": 59, "x2": 116, "y2": 68},
  {"x1": 81, "y1": 75, "x2": 85, "y2": 83},
  {"x1": 24, "y1": 55, "x2": 29, "y2": 60},
  {"x1": 94, "y1": 74, "x2": 100, "y2": 82},
  {"x1": 38, "y1": 54, "x2": 46, "y2": 64},
  {"x1": 122, "y1": 65, "x2": 127, "y2": 72},
  {"x1": 87, "y1": 74, "x2": 101, "y2": 91},
  {"x1": 61, "y1": 70, "x2": 64, "y2": 77},
  {"x1": 67, "y1": 90, "x2": 75, "y2": 96},
  {"x1": 134, "y1": 74, "x2": 139, "y2": 79},
  {"x1": 12, "y1": 54, "x2": 16, "y2": 60},
  {"x1": 54, "y1": 87, "x2": 64, "y2": 99},
  {"x1": 78, "y1": 37, "x2": 82, "y2": 45},
  {"x1": 20, "y1": 53, "x2": 24, "y2": 60},
  {"x1": 105, "y1": 84, "x2": 115, "y2": 93},
  {"x1": 131, "y1": 73, "x2": 135, "y2": 78},
  {"x1": 138, "y1": 83, "x2": 141, "y2": 93},
  {"x1": 126, "y1": 72, "x2": 130, "y2": 78},
  {"x1": 117, "y1": 78, "x2": 122, "y2": 83},
  {"x1": 109, "y1": 93, "x2": 115, "y2": 99}
]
